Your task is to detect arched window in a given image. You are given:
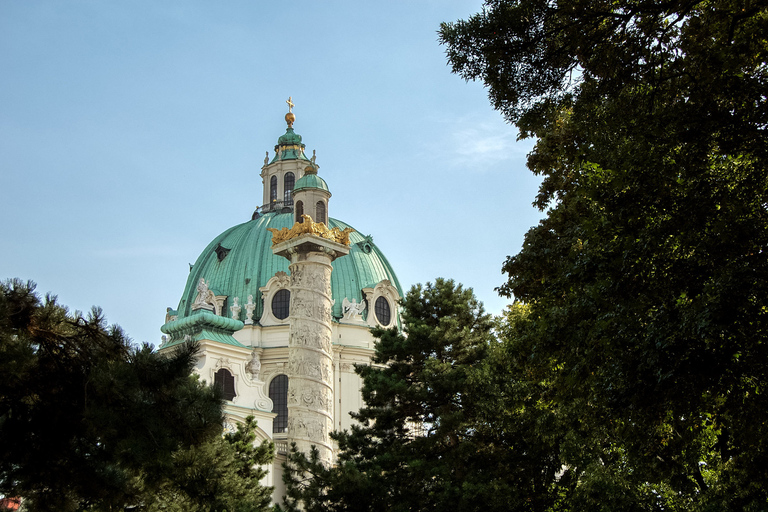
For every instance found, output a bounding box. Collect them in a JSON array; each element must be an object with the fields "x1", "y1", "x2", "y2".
[
  {"x1": 316, "y1": 201, "x2": 326, "y2": 225},
  {"x1": 375, "y1": 296, "x2": 391, "y2": 326},
  {"x1": 269, "y1": 375, "x2": 288, "y2": 433},
  {"x1": 214, "y1": 368, "x2": 236, "y2": 401},
  {"x1": 272, "y1": 289, "x2": 290, "y2": 320},
  {"x1": 270, "y1": 175, "x2": 278, "y2": 202},
  {"x1": 284, "y1": 172, "x2": 295, "y2": 203},
  {"x1": 295, "y1": 200, "x2": 304, "y2": 222}
]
